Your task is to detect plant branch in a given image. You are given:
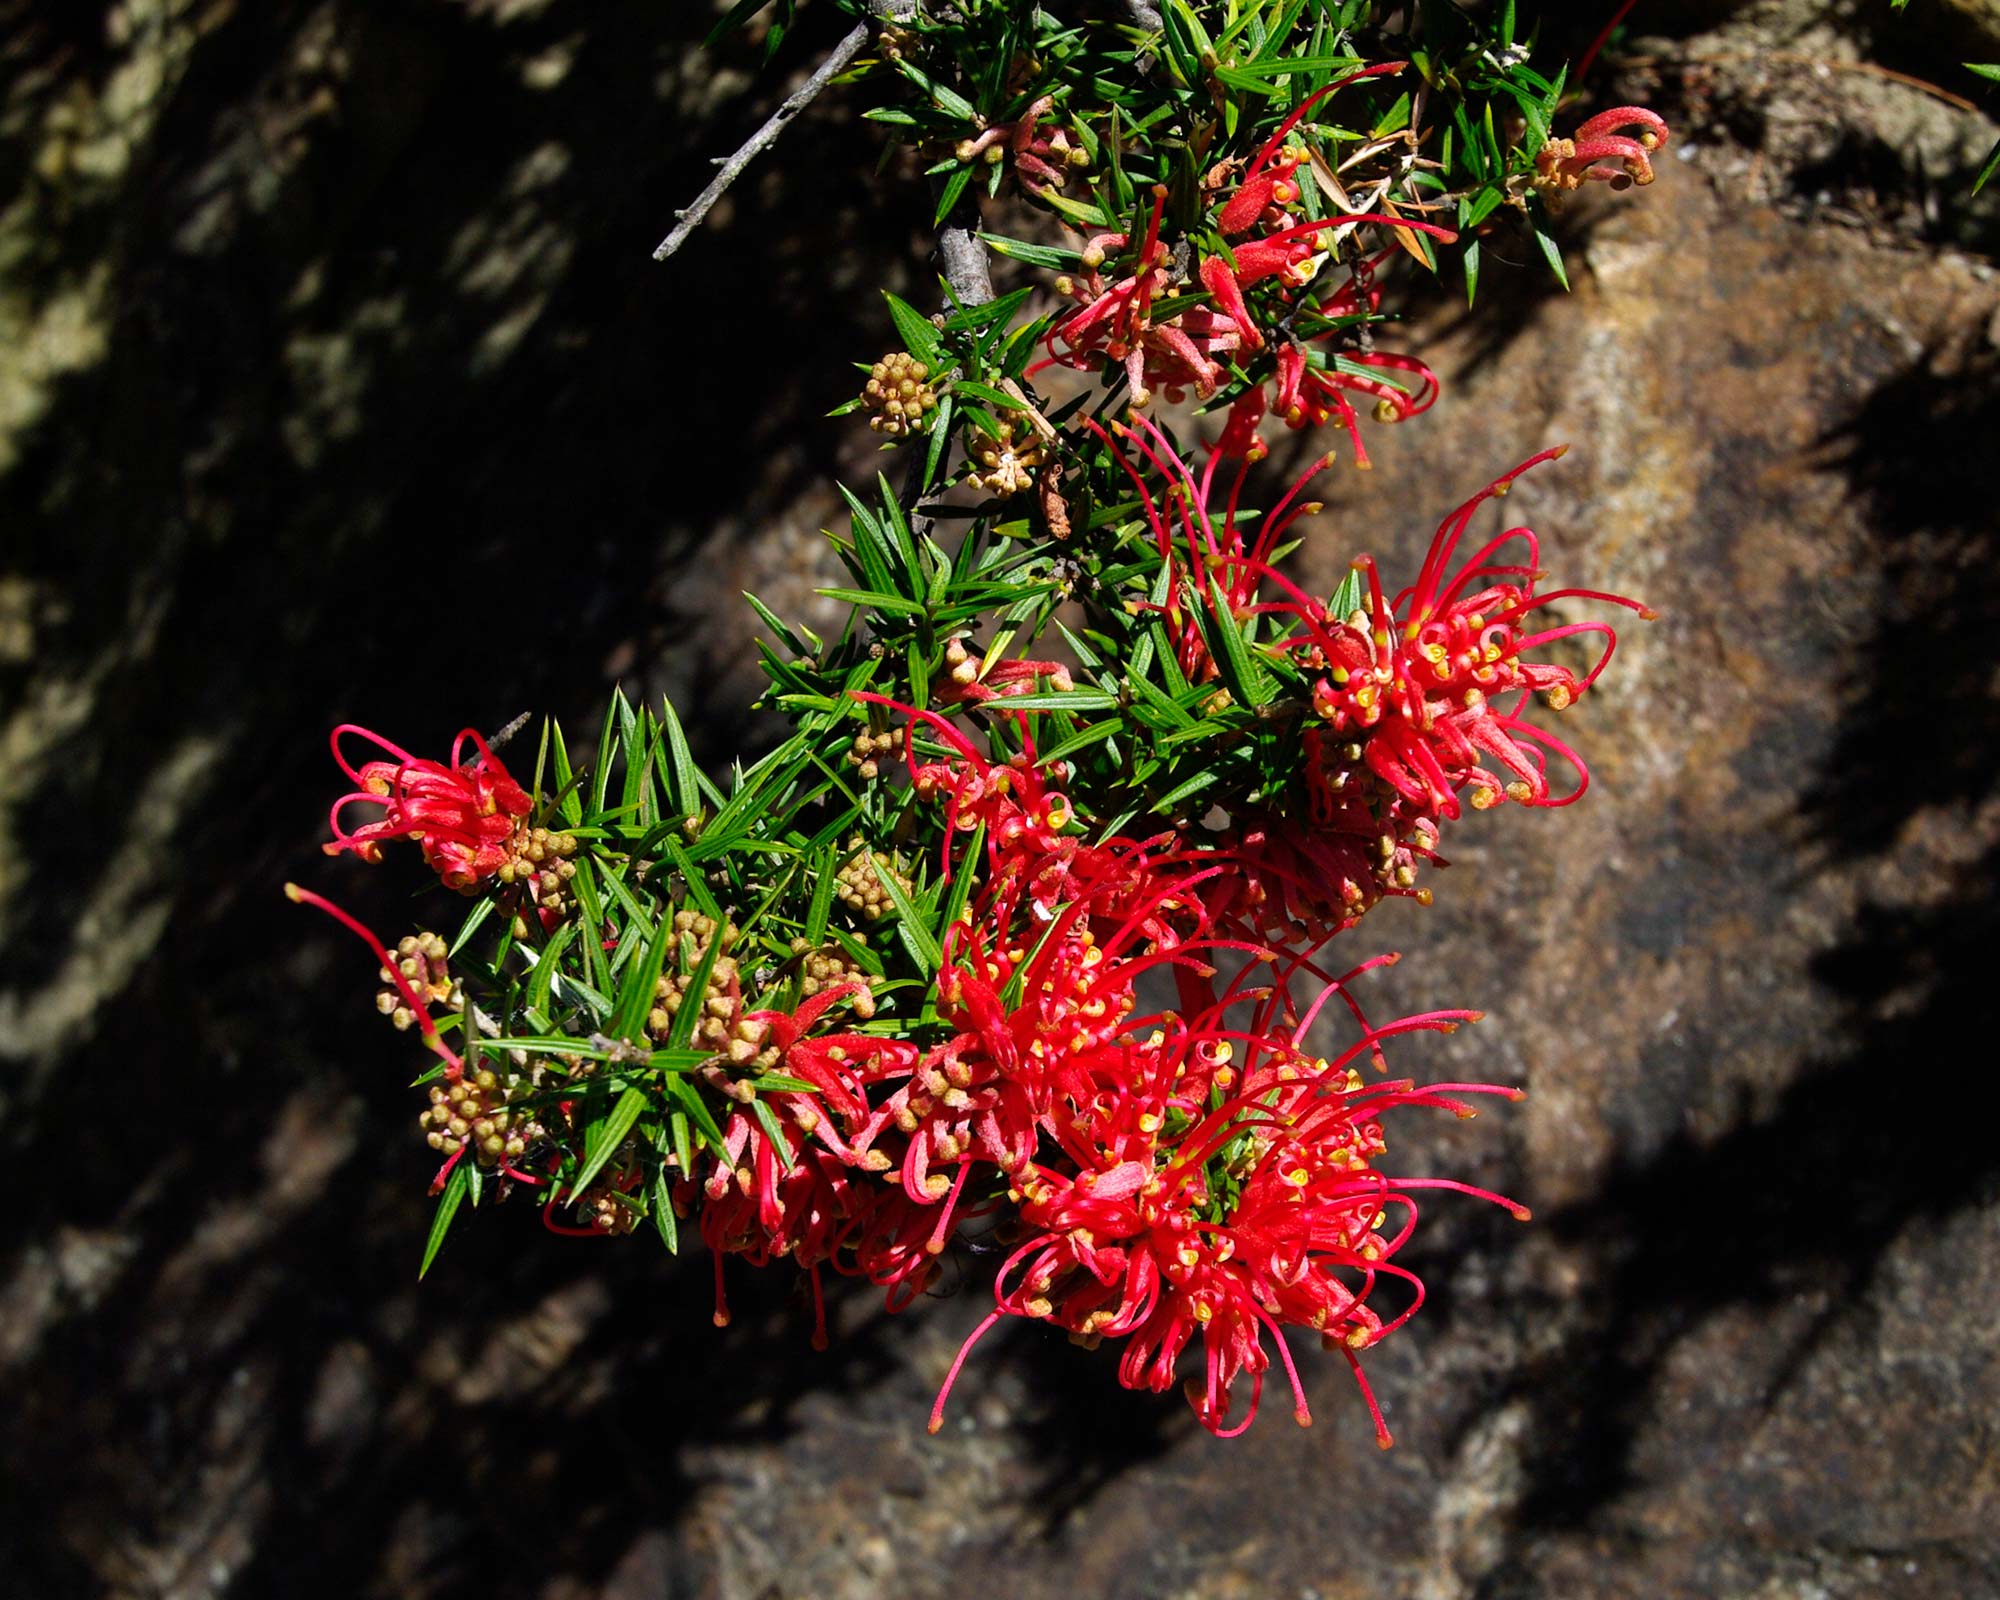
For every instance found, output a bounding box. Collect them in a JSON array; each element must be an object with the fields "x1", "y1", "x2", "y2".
[
  {"x1": 653, "y1": 21, "x2": 872, "y2": 263},
  {"x1": 937, "y1": 199, "x2": 993, "y2": 307}
]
